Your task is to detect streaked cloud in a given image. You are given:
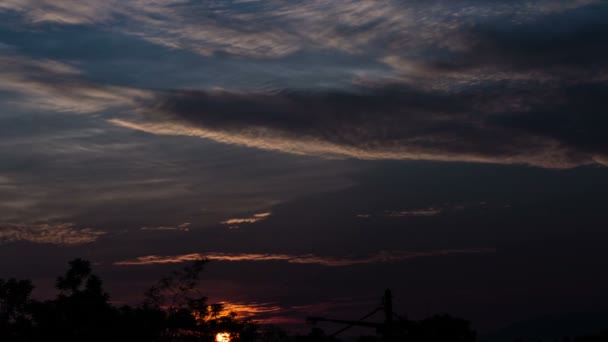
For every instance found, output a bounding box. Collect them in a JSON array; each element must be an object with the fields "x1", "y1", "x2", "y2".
[
  {"x1": 357, "y1": 208, "x2": 443, "y2": 219},
  {"x1": 221, "y1": 212, "x2": 271, "y2": 225},
  {"x1": 205, "y1": 301, "x2": 302, "y2": 325},
  {"x1": 0, "y1": 222, "x2": 105, "y2": 245},
  {"x1": 4, "y1": 1, "x2": 608, "y2": 170},
  {"x1": 0, "y1": 0, "x2": 600, "y2": 61},
  {"x1": 140, "y1": 222, "x2": 191, "y2": 231},
  {"x1": 0, "y1": 52, "x2": 150, "y2": 113},
  {"x1": 219, "y1": 301, "x2": 283, "y2": 322},
  {"x1": 107, "y1": 116, "x2": 582, "y2": 169},
  {"x1": 0, "y1": 0, "x2": 115, "y2": 24},
  {"x1": 114, "y1": 248, "x2": 495, "y2": 266},
  {"x1": 385, "y1": 208, "x2": 443, "y2": 217},
  {"x1": 0, "y1": 109, "x2": 353, "y2": 229},
  {"x1": 108, "y1": 81, "x2": 608, "y2": 169},
  {"x1": 357, "y1": 202, "x2": 510, "y2": 219}
]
